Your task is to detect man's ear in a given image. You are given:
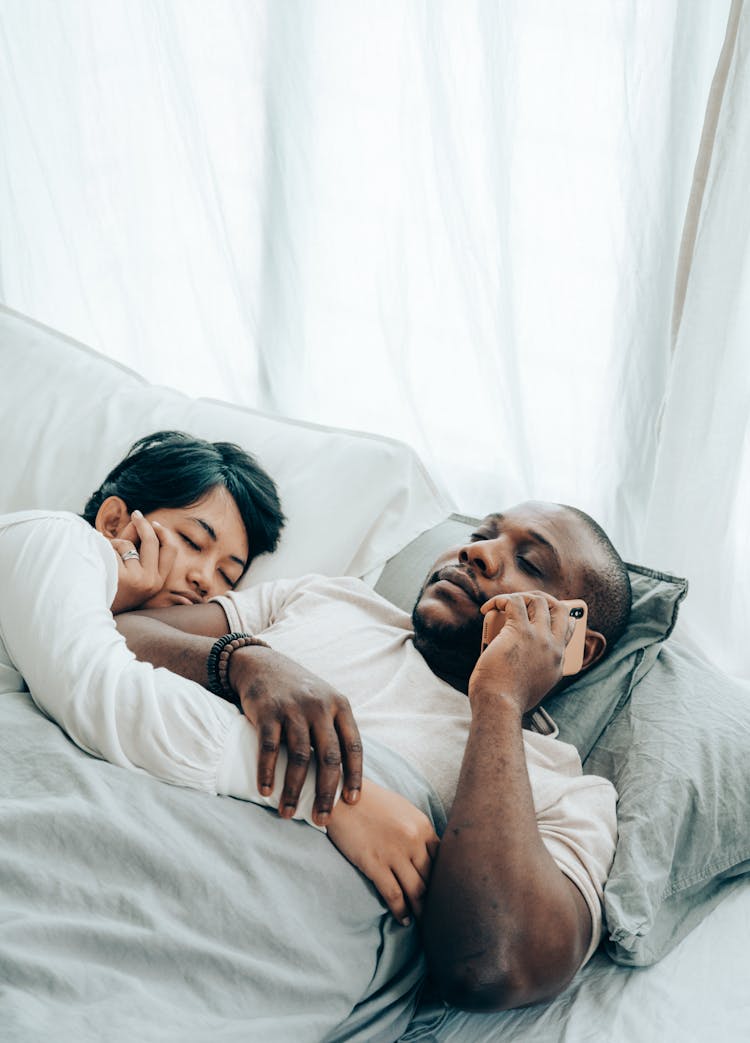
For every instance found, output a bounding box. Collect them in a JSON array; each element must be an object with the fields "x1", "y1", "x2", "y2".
[
  {"x1": 94, "y1": 496, "x2": 131, "y2": 540},
  {"x1": 581, "y1": 628, "x2": 607, "y2": 671}
]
